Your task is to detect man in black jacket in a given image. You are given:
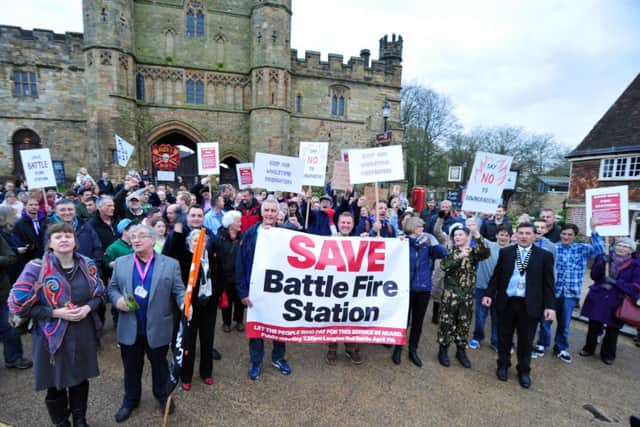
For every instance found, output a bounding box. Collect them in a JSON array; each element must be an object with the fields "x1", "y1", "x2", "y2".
[
  {"x1": 483, "y1": 222, "x2": 556, "y2": 389},
  {"x1": 480, "y1": 205, "x2": 512, "y2": 242},
  {"x1": 13, "y1": 196, "x2": 47, "y2": 262}
]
